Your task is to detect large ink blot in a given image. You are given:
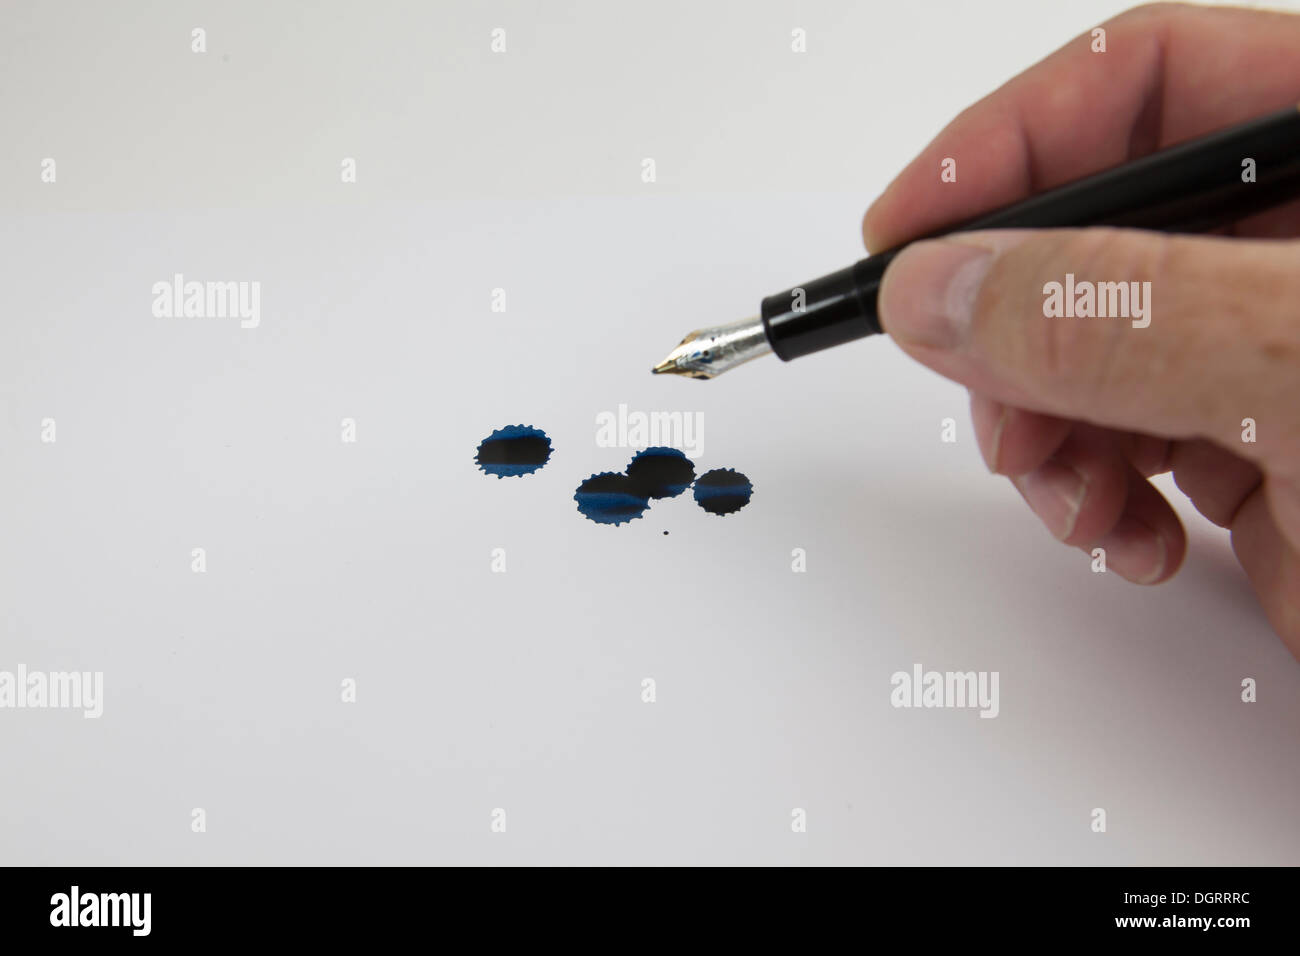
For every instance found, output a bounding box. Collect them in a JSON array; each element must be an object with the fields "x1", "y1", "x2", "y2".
[
  {"x1": 626, "y1": 447, "x2": 695, "y2": 500},
  {"x1": 693, "y1": 468, "x2": 753, "y2": 516},
  {"x1": 475, "y1": 425, "x2": 552, "y2": 478},
  {"x1": 574, "y1": 472, "x2": 650, "y2": 526}
]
